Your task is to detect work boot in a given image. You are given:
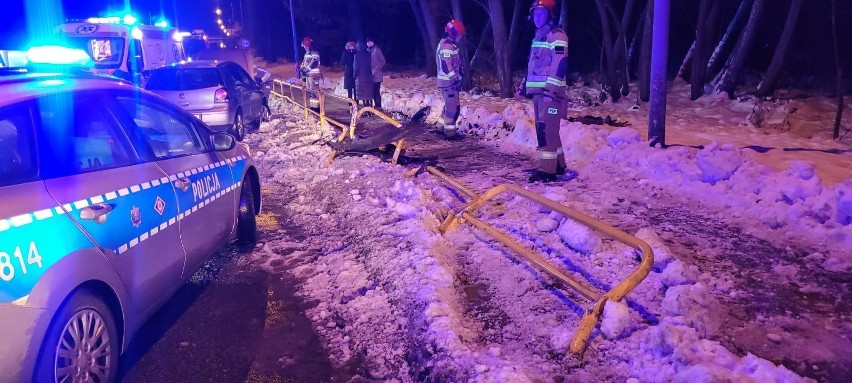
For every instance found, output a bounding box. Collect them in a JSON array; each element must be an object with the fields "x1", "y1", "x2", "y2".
[
  {"x1": 556, "y1": 166, "x2": 566, "y2": 176},
  {"x1": 528, "y1": 170, "x2": 557, "y2": 183}
]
